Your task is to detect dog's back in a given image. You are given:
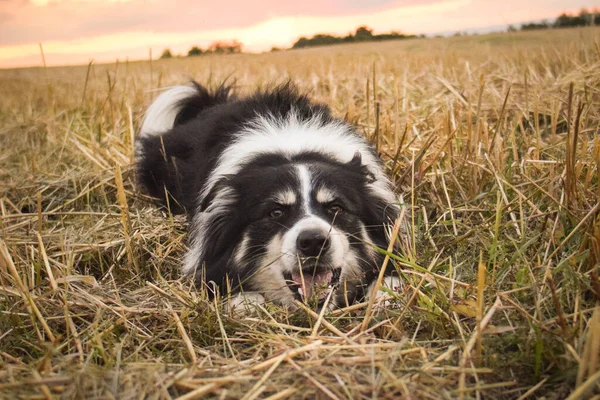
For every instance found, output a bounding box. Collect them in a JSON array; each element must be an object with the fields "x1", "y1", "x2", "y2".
[{"x1": 135, "y1": 82, "x2": 232, "y2": 213}]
